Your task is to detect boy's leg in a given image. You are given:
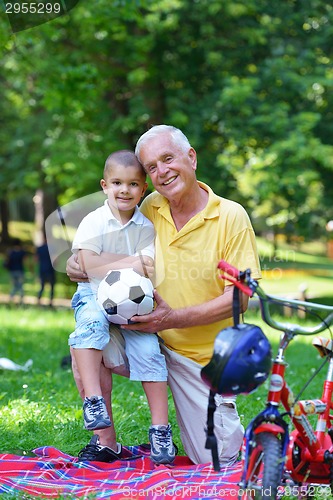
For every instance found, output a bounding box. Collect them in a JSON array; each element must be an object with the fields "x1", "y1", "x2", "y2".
[
  {"x1": 143, "y1": 380, "x2": 176, "y2": 465},
  {"x1": 117, "y1": 329, "x2": 169, "y2": 424},
  {"x1": 122, "y1": 330, "x2": 168, "y2": 417},
  {"x1": 122, "y1": 330, "x2": 168, "y2": 382},
  {"x1": 69, "y1": 291, "x2": 111, "y2": 430},
  {"x1": 73, "y1": 355, "x2": 123, "y2": 462},
  {"x1": 72, "y1": 347, "x2": 103, "y2": 397},
  {"x1": 123, "y1": 329, "x2": 175, "y2": 464},
  {"x1": 73, "y1": 327, "x2": 129, "y2": 460},
  {"x1": 142, "y1": 381, "x2": 168, "y2": 425},
  {"x1": 72, "y1": 351, "x2": 119, "y2": 452},
  {"x1": 162, "y1": 344, "x2": 243, "y2": 466},
  {"x1": 73, "y1": 347, "x2": 112, "y2": 431}
]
